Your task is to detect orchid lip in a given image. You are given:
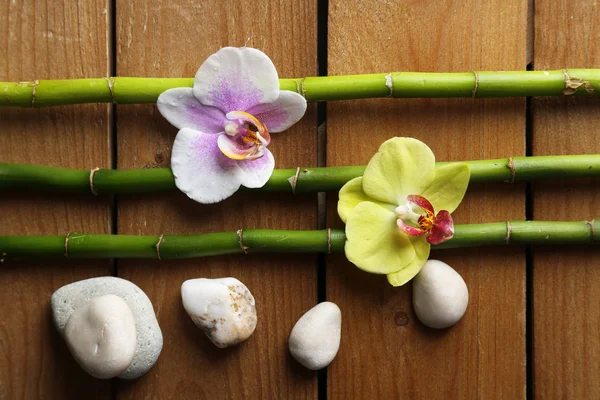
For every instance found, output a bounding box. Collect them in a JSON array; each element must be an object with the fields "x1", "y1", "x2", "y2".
[
  {"x1": 396, "y1": 194, "x2": 455, "y2": 245},
  {"x1": 218, "y1": 111, "x2": 270, "y2": 161}
]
